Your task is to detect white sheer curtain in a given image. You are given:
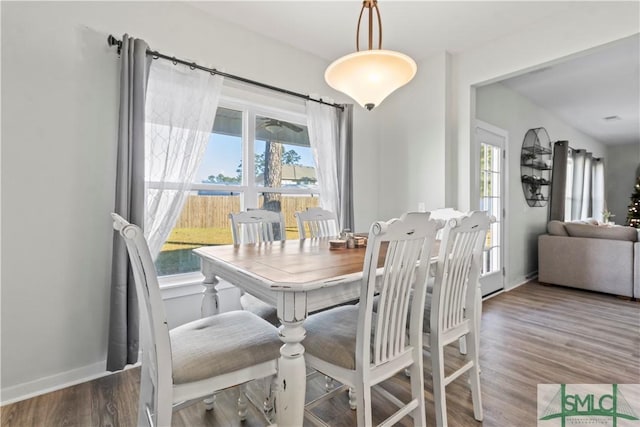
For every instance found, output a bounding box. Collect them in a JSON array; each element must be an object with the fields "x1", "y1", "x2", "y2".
[
  {"x1": 580, "y1": 153, "x2": 593, "y2": 219},
  {"x1": 145, "y1": 60, "x2": 223, "y2": 258},
  {"x1": 567, "y1": 149, "x2": 605, "y2": 221},
  {"x1": 563, "y1": 150, "x2": 574, "y2": 221},
  {"x1": 571, "y1": 149, "x2": 586, "y2": 220},
  {"x1": 306, "y1": 101, "x2": 340, "y2": 221},
  {"x1": 592, "y1": 159, "x2": 605, "y2": 222}
]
